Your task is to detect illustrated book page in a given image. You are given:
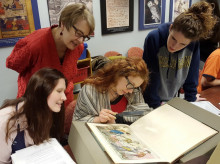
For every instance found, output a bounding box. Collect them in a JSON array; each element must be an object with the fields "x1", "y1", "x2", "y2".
[{"x1": 87, "y1": 104, "x2": 218, "y2": 164}]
